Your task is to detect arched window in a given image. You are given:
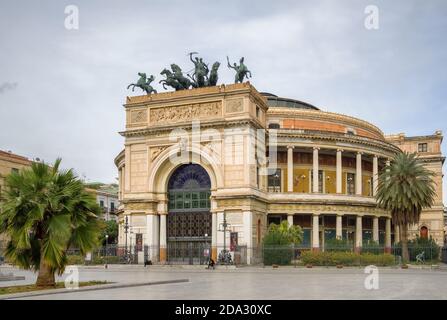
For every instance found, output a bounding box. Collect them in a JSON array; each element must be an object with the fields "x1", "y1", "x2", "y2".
[
  {"x1": 420, "y1": 226, "x2": 428, "y2": 239},
  {"x1": 268, "y1": 123, "x2": 280, "y2": 129}
]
